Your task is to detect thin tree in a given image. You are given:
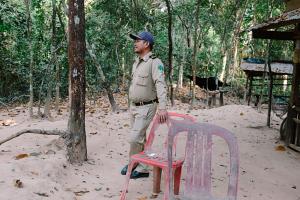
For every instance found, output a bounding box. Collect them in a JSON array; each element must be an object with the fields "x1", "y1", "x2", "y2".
[
  {"x1": 24, "y1": 0, "x2": 34, "y2": 117},
  {"x1": 223, "y1": 0, "x2": 243, "y2": 83},
  {"x1": 44, "y1": 0, "x2": 58, "y2": 118},
  {"x1": 219, "y1": 0, "x2": 241, "y2": 82},
  {"x1": 66, "y1": 0, "x2": 87, "y2": 163},
  {"x1": 165, "y1": 0, "x2": 174, "y2": 106},
  {"x1": 54, "y1": 1, "x2": 61, "y2": 113},
  {"x1": 86, "y1": 41, "x2": 119, "y2": 112},
  {"x1": 191, "y1": 0, "x2": 201, "y2": 105}
]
